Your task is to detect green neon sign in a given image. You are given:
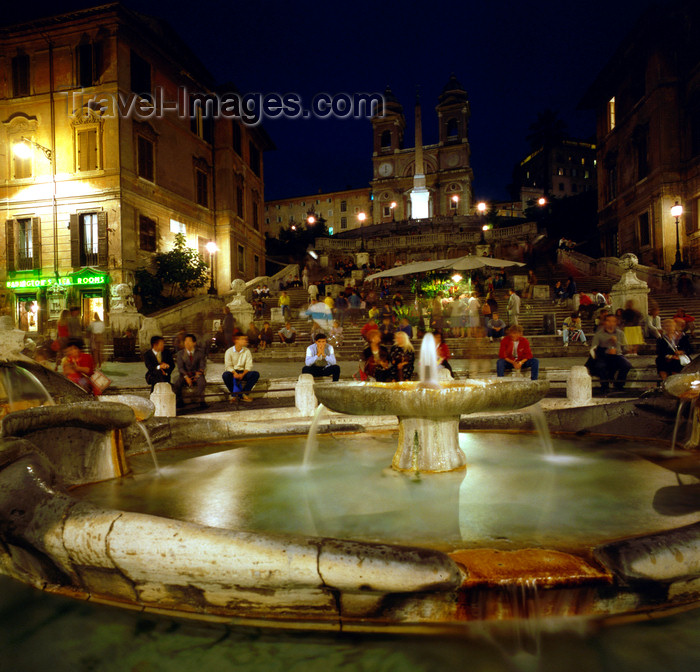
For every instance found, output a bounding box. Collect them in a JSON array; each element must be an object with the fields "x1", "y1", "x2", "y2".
[{"x1": 6, "y1": 269, "x2": 109, "y2": 290}]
